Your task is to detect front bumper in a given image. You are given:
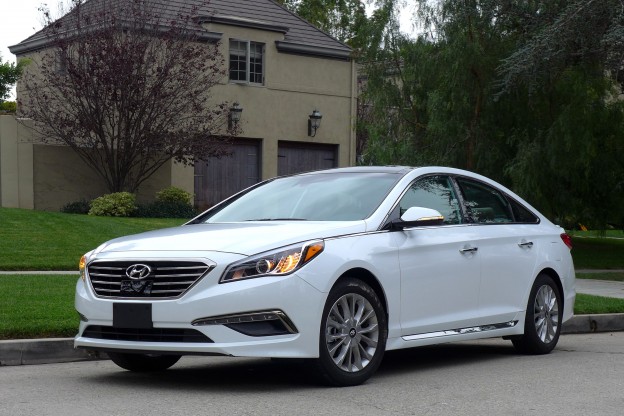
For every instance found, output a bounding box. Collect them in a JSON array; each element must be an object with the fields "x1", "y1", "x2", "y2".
[{"x1": 75, "y1": 254, "x2": 326, "y2": 358}]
